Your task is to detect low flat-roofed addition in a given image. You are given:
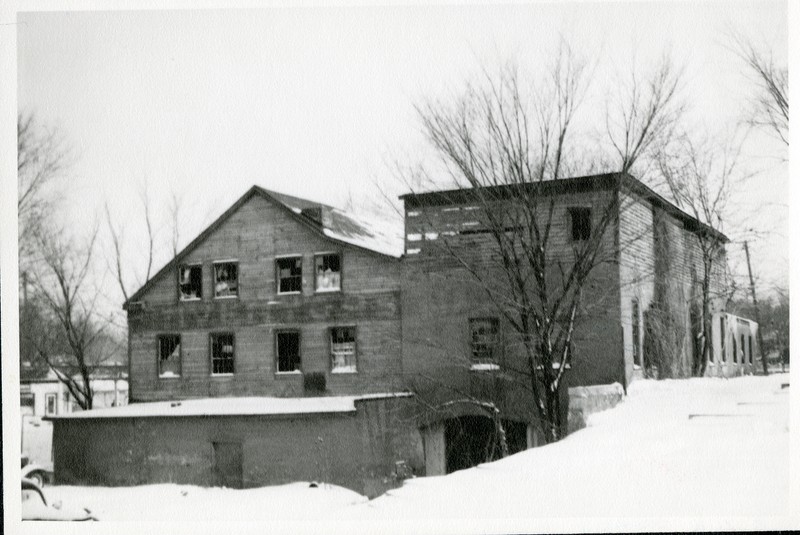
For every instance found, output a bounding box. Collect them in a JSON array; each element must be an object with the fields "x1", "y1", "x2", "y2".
[{"x1": 45, "y1": 392, "x2": 413, "y2": 420}]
